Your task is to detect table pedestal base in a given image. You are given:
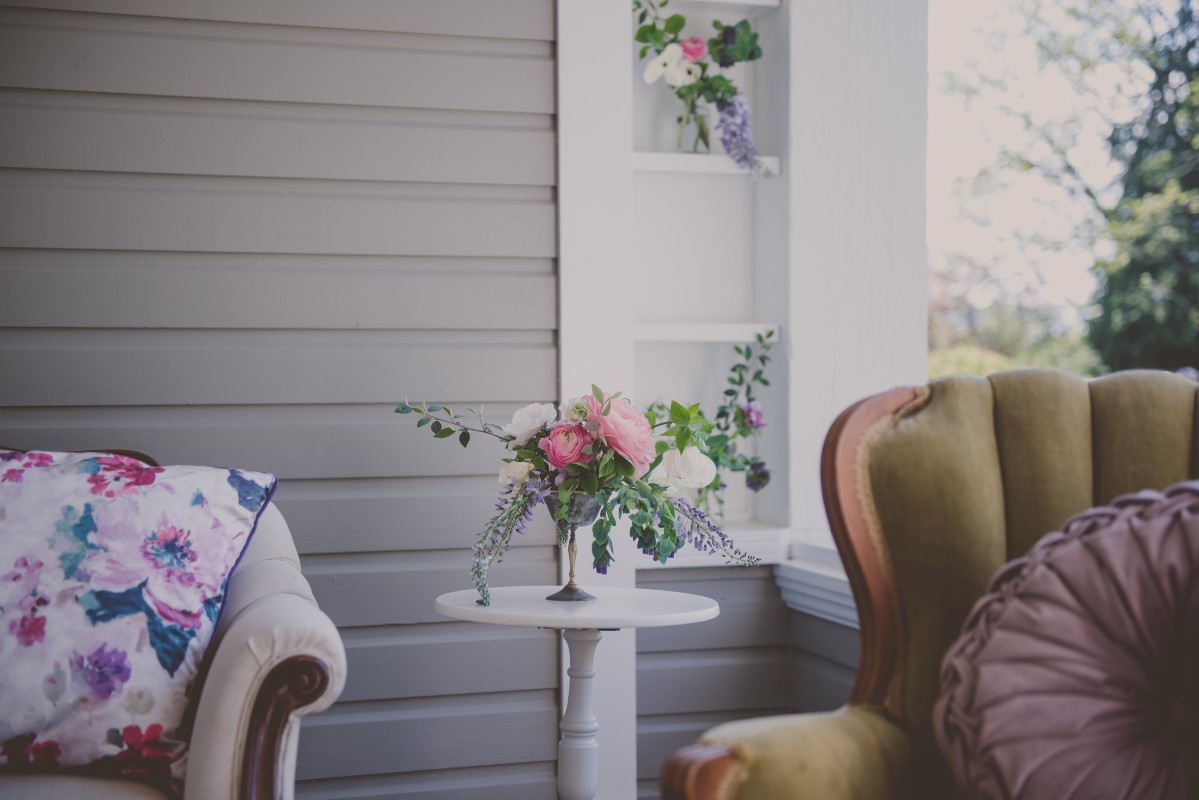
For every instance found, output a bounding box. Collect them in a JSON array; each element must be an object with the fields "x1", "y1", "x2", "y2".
[{"x1": 558, "y1": 628, "x2": 601, "y2": 800}]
